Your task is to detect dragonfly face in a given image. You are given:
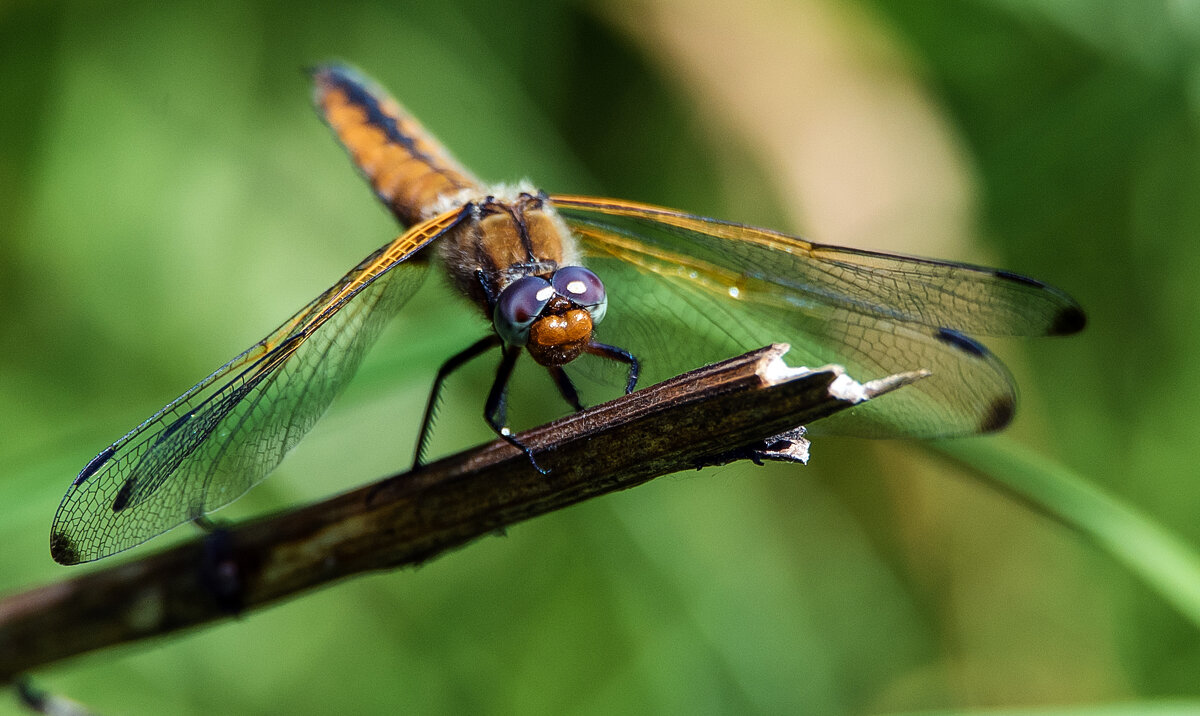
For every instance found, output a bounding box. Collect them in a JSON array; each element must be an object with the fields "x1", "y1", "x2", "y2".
[
  {"x1": 493, "y1": 265, "x2": 609, "y2": 365},
  {"x1": 431, "y1": 189, "x2": 608, "y2": 365},
  {"x1": 49, "y1": 64, "x2": 1085, "y2": 564}
]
